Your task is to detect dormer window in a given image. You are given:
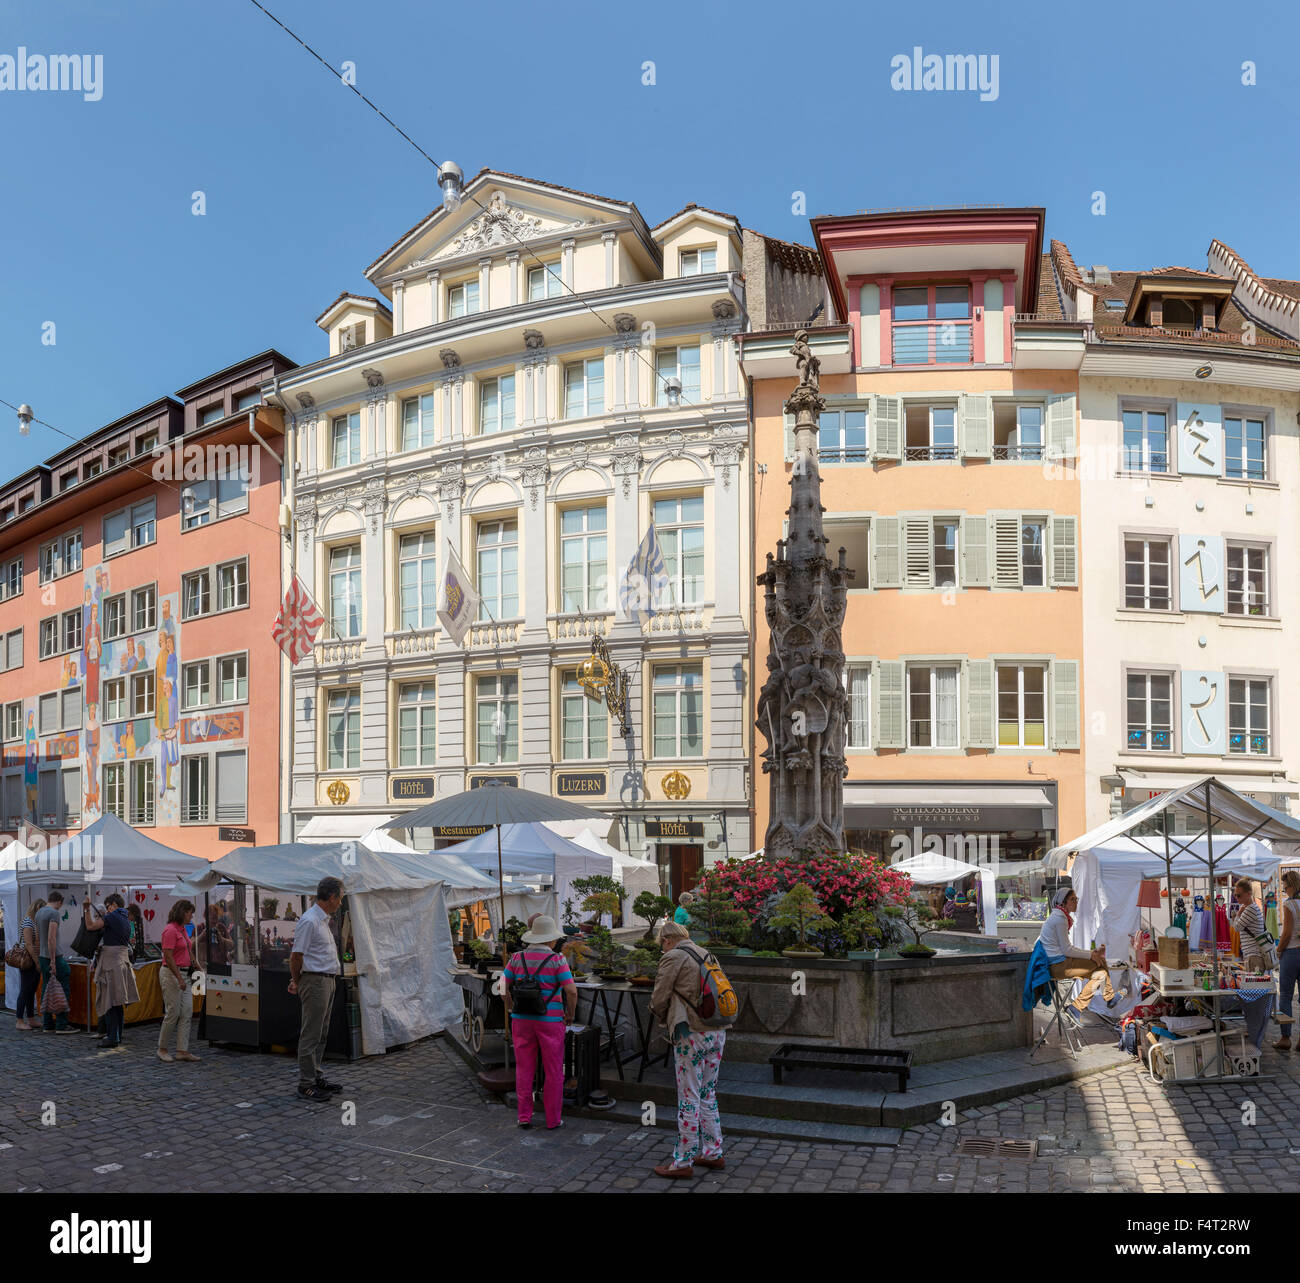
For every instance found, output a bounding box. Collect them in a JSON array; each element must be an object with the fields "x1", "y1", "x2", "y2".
[
  {"x1": 893, "y1": 285, "x2": 971, "y2": 364},
  {"x1": 235, "y1": 391, "x2": 260, "y2": 412},
  {"x1": 527, "y1": 264, "x2": 563, "y2": 301},
  {"x1": 108, "y1": 444, "x2": 129, "y2": 467},
  {"x1": 680, "y1": 248, "x2": 716, "y2": 277},
  {"x1": 200, "y1": 405, "x2": 225, "y2": 426},
  {"x1": 1157, "y1": 297, "x2": 1198, "y2": 328},
  {"x1": 339, "y1": 321, "x2": 366, "y2": 351},
  {"x1": 448, "y1": 280, "x2": 480, "y2": 319}
]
